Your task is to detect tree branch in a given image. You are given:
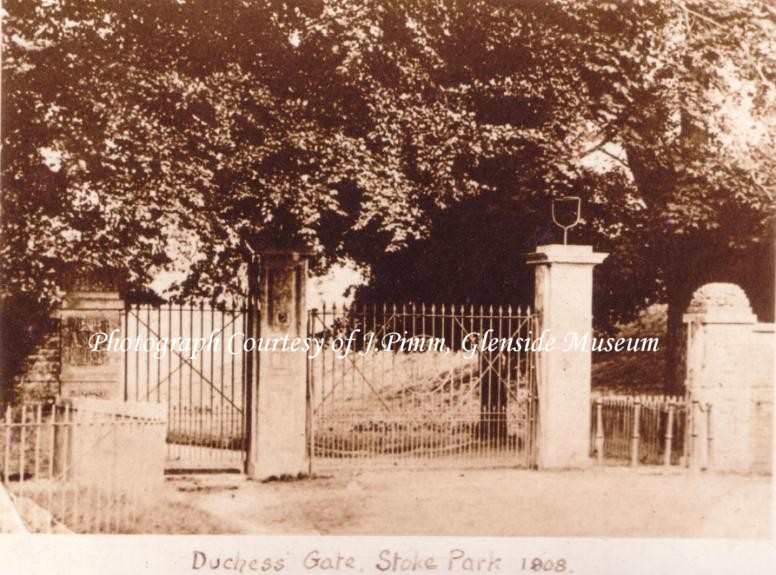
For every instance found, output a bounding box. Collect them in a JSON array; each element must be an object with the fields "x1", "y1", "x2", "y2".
[
  {"x1": 599, "y1": 148, "x2": 631, "y2": 170},
  {"x1": 674, "y1": 1, "x2": 726, "y2": 31}
]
